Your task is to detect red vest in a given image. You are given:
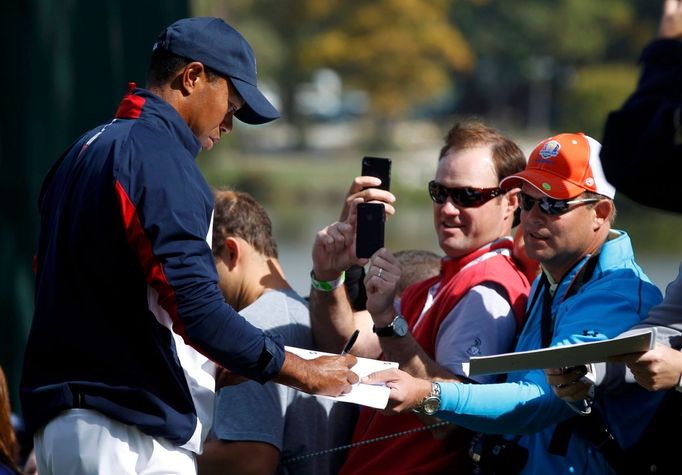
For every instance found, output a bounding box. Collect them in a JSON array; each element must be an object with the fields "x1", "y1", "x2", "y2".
[{"x1": 340, "y1": 239, "x2": 530, "y2": 475}]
